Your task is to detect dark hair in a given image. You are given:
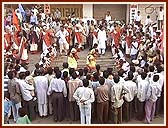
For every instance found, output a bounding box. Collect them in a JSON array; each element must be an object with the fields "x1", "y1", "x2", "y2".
[
  {"x1": 83, "y1": 67, "x2": 88, "y2": 76},
  {"x1": 83, "y1": 79, "x2": 89, "y2": 87},
  {"x1": 103, "y1": 70, "x2": 109, "y2": 79},
  {"x1": 144, "y1": 67, "x2": 149, "y2": 73},
  {"x1": 130, "y1": 66, "x2": 135, "y2": 73},
  {"x1": 144, "y1": 63, "x2": 149, "y2": 68},
  {"x1": 69, "y1": 68, "x2": 75, "y2": 76},
  {"x1": 118, "y1": 69, "x2": 124, "y2": 77},
  {"x1": 25, "y1": 71, "x2": 30, "y2": 77},
  {"x1": 93, "y1": 72, "x2": 99, "y2": 81},
  {"x1": 19, "y1": 72, "x2": 25, "y2": 79},
  {"x1": 107, "y1": 68, "x2": 113, "y2": 75},
  {"x1": 54, "y1": 66, "x2": 60, "y2": 74},
  {"x1": 96, "y1": 64, "x2": 100, "y2": 71},
  {"x1": 18, "y1": 108, "x2": 27, "y2": 117},
  {"x1": 99, "y1": 77, "x2": 105, "y2": 85},
  {"x1": 35, "y1": 63, "x2": 40, "y2": 69},
  {"x1": 7, "y1": 71, "x2": 13, "y2": 79},
  {"x1": 63, "y1": 62, "x2": 68, "y2": 68},
  {"x1": 128, "y1": 71, "x2": 133, "y2": 80},
  {"x1": 149, "y1": 66, "x2": 155, "y2": 72},
  {"x1": 78, "y1": 69, "x2": 84, "y2": 77},
  {"x1": 72, "y1": 72, "x2": 77, "y2": 79},
  {"x1": 141, "y1": 72, "x2": 147, "y2": 80},
  {"x1": 157, "y1": 65, "x2": 163, "y2": 73},
  {"x1": 113, "y1": 75, "x2": 120, "y2": 83},
  {"x1": 47, "y1": 67, "x2": 53, "y2": 75},
  {"x1": 56, "y1": 70, "x2": 61, "y2": 79},
  {"x1": 156, "y1": 49, "x2": 160, "y2": 55},
  {"x1": 9, "y1": 63, "x2": 14, "y2": 69},
  {"x1": 86, "y1": 74, "x2": 91, "y2": 80},
  {"x1": 15, "y1": 65, "x2": 20, "y2": 72},
  {"x1": 63, "y1": 71, "x2": 68, "y2": 79},
  {"x1": 153, "y1": 75, "x2": 159, "y2": 82},
  {"x1": 34, "y1": 69, "x2": 40, "y2": 76},
  {"x1": 16, "y1": 59, "x2": 20, "y2": 65}
]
